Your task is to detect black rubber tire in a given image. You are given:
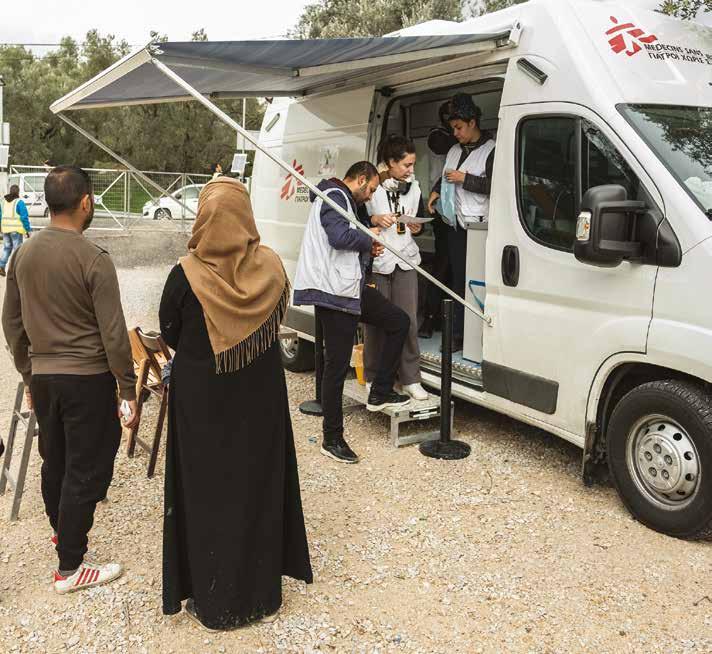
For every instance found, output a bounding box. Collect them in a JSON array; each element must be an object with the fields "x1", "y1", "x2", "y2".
[
  {"x1": 154, "y1": 208, "x2": 172, "y2": 221},
  {"x1": 280, "y1": 337, "x2": 315, "y2": 373},
  {"x1": 607, "y1": 380, "x2": 712, "y2": 540}
]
